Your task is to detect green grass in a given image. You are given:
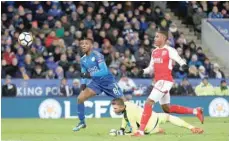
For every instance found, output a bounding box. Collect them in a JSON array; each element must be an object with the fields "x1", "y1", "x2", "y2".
[{"x1": 2, "y1": 117, "x2": 229, "y2": 141}]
